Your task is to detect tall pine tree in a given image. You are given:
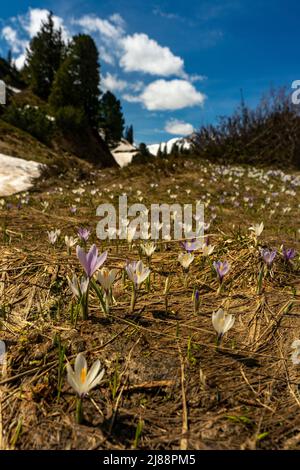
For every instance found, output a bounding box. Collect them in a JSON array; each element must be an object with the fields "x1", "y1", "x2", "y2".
[
  {"x1": 99, "y1": 91, "x2": 125, "y2": 143},
  {"x1": 124, "y1": 124, "x2": 134, "y2": 144},
  {"x1": 49, "y1": 34, "x2": 101, "y2": 126},
  {"x1": 26, "y1": 11, "x2": 64, "y2": 100}
]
